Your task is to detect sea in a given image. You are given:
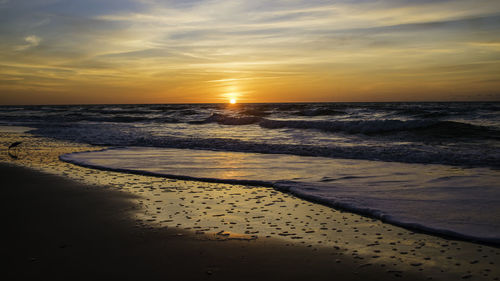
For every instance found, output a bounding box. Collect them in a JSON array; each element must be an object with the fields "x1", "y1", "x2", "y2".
[{"x1": 1, "y1": 102, "x2": 499, "y2": 244}]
